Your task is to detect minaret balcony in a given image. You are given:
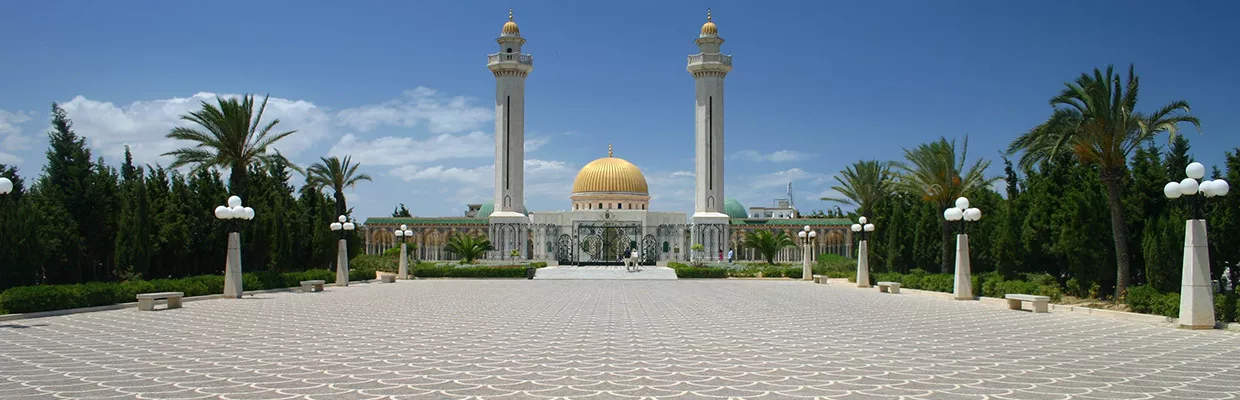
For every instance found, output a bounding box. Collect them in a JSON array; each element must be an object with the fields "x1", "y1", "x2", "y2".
[
  {"x1": 488, "y1": 53, "x2": 534, "y2": 68},
  {"x1": 687, "y1": 53, "x2": 731, "y2": 67}
]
